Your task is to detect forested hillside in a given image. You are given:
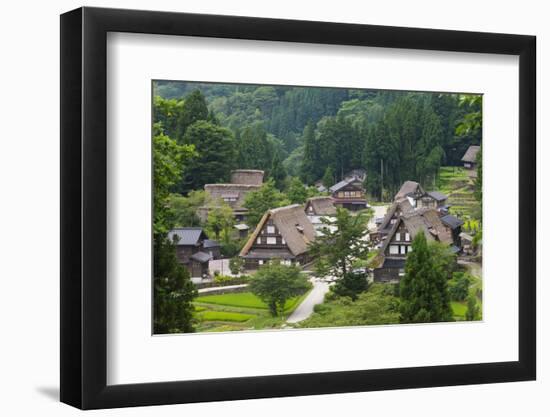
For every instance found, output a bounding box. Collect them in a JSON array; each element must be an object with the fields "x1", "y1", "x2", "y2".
[{"x1": 153, "y1": 81, "x2": 481, "y2": 200}]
